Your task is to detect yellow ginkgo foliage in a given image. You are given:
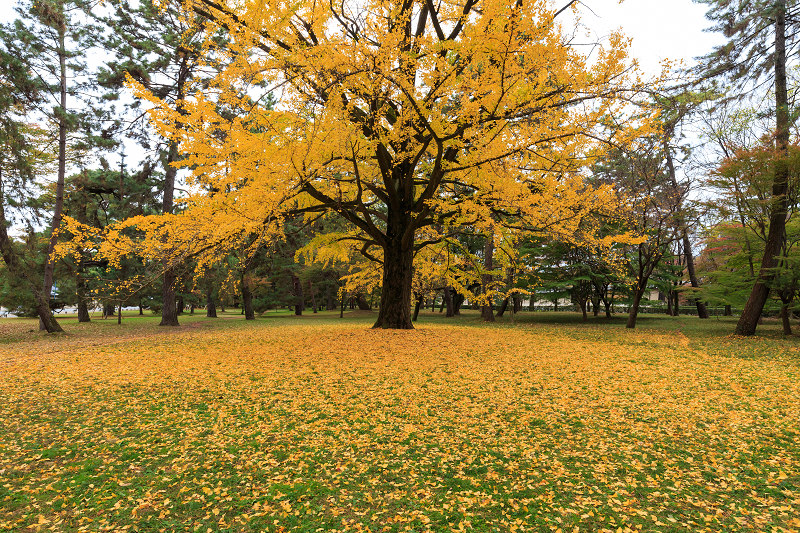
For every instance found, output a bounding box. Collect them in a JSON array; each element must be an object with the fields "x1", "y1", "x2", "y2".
[{"x1": 68, "y1": 0, "x2": 651, "y2": 328}]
